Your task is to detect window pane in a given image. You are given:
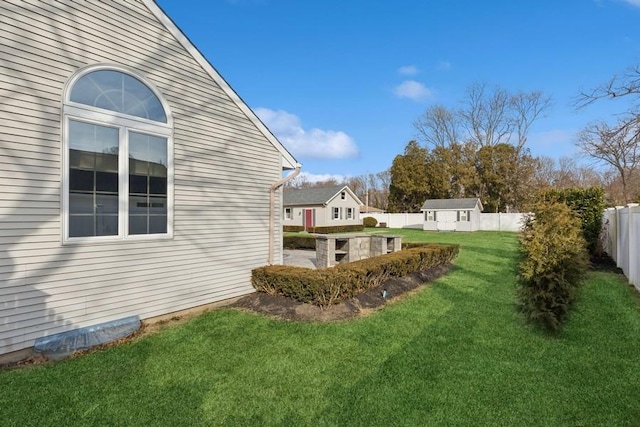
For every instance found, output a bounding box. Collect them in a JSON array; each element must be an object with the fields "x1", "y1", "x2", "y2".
[
  {"x1": 69, "y1": 216, "x2": 94, "y2": 237},
  {"x1": 68, "y1": 120, "x2": 119, "y2": 237},
  {"x1": 69, "y1": 169, "x2": 94, "y2": 192},
  {"x1": 96, "y1": 193, "x2": 119, "y2": 214},
  {"x1": 149, "y1": 177, "x2": 167, "y2": 195},
  {"x1": 129, "y1": 195, "x2": 149, "y2": 215},
  {"x1": 129, "y1": 215, "x2": 147, "y2": 235},
  {"x1": 96, "y1": 171, "x2": 118, "y2": 192},
  {"x1": 70, "y1": 70, "x2": 167, "y2": 122},
  {"x1": 96, "y1": 215, "x2": 118, "y2": 236},
  {"x1": 149, "y1": 216, "x2": 168, "y2": 234},
  {"x1": 128, "y1": 132, "x2": 168, "y2": 235},
  {"x1": 69, "y1": 193, "x2": 94, "y2": 214},
  {"x1": 129, "y1": 174, "x2": 148, "y2": 194},
  {"x1": 149, "y1": 196, "x2": 167, "y2": 214},
  {"x1": 129, "y1": 132, "x2": 167, "y2": 169}
]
